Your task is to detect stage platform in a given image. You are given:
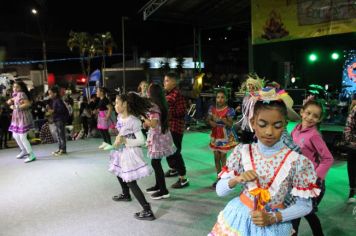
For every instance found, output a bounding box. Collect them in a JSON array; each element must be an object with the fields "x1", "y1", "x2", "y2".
[{"x1": 0, "y1": 132, "x2": 354, "y2": 236}]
